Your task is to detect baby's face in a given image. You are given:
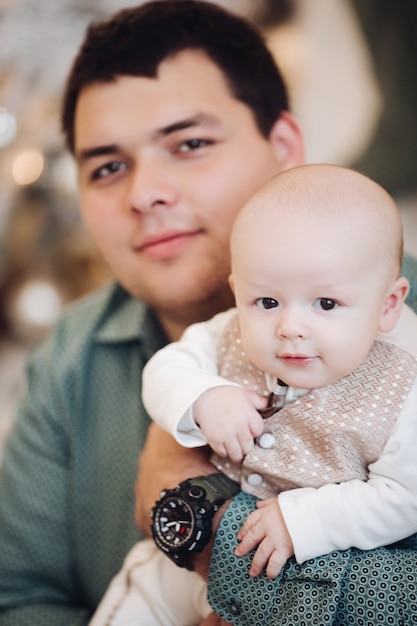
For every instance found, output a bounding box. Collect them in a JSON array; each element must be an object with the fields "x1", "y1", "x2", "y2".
[{"x1": 231, "y1": 215, "x2": 391, "y2": 389}]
